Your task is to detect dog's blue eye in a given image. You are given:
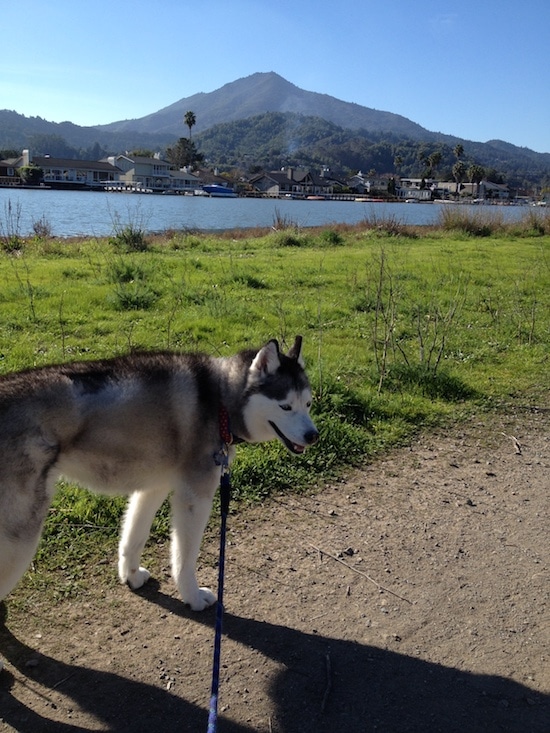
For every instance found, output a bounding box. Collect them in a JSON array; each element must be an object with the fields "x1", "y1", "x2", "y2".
[{"x1": 280, "y1": 404, "x2": 292, "y2": 411}]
